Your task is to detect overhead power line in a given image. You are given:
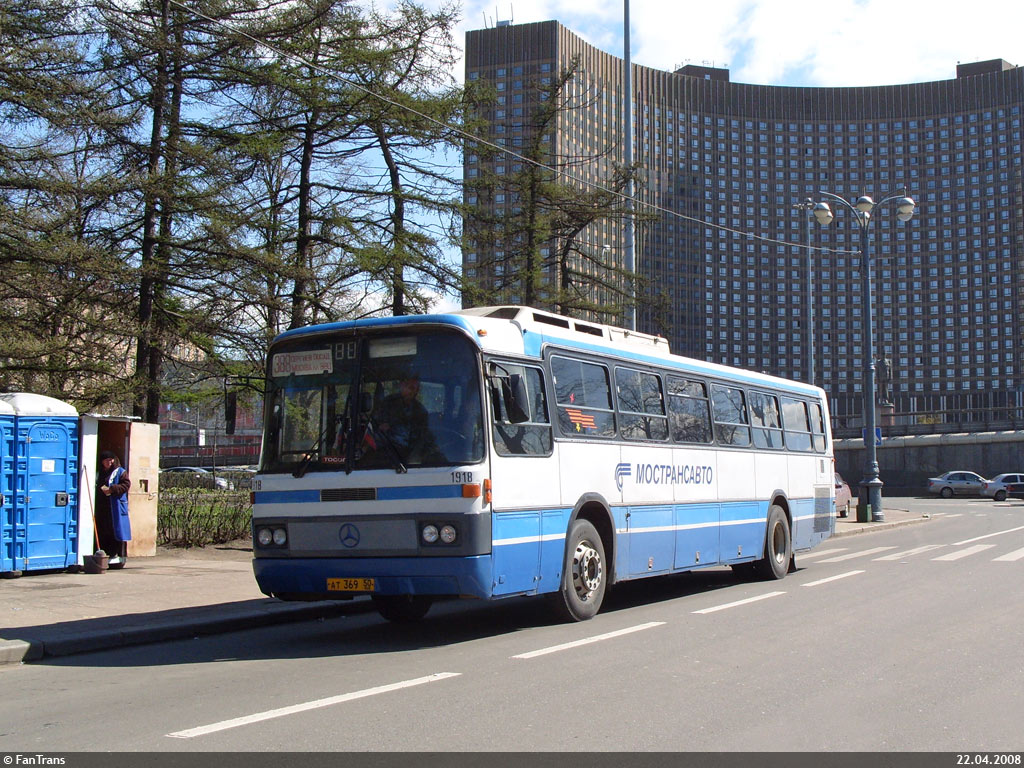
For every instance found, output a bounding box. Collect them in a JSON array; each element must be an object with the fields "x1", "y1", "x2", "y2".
[{"x1": 166, "y1": 0, "x2": 858, "y2": 256}]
